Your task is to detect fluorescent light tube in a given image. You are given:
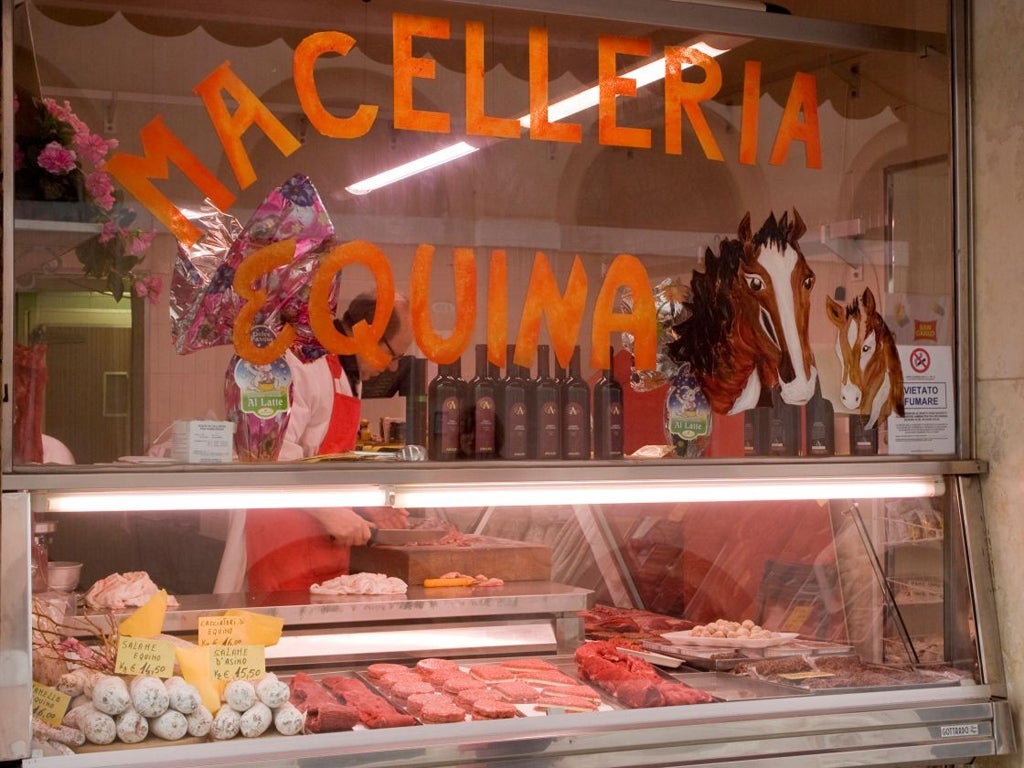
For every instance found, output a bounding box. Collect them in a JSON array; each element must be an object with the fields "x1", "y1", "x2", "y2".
[
  {"x1": 45, "y1": 486, "x2": 386, "y2": 513},
  {"x1": 346, "y1": 141, "x2": 479, "y2": 195},
  {"x1": 391, "y1": 476, "x2": 945, "y2": 509}
]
